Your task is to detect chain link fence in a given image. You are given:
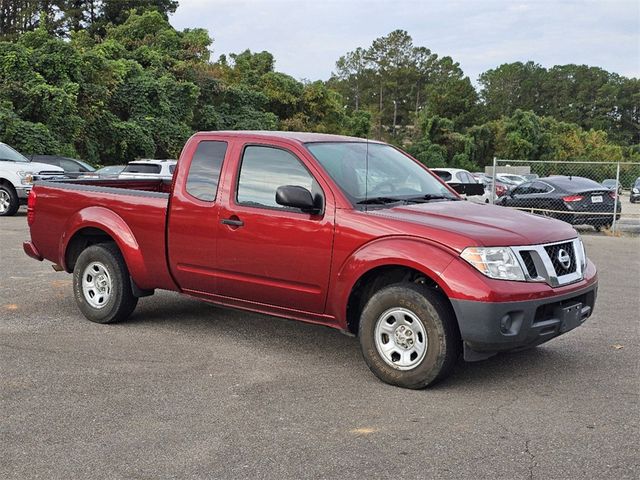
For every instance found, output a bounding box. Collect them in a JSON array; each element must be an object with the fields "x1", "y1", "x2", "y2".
[{"x1": 485, "y1": 159, "x2": 640, "y2": 235}]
